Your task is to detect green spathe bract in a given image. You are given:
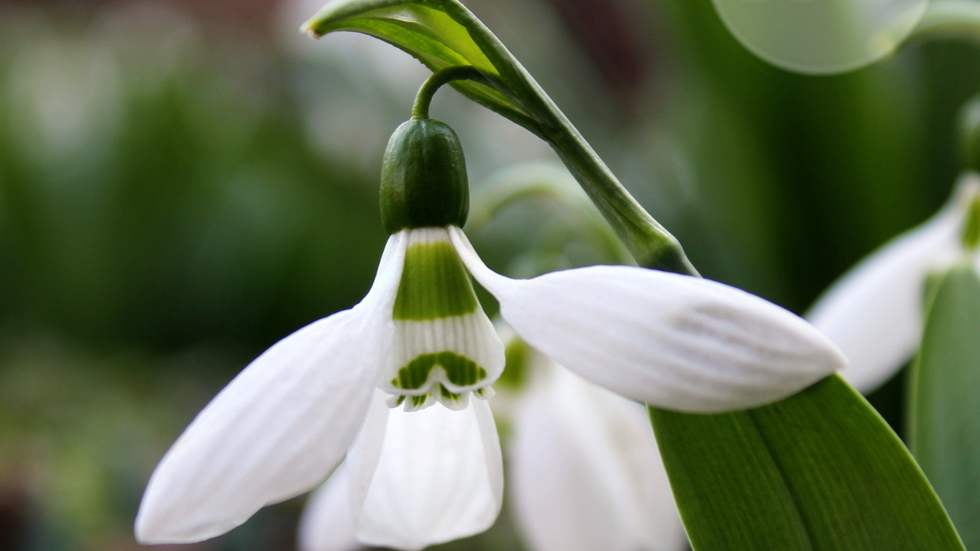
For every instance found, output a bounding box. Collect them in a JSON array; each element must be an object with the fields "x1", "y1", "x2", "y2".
[
  {"x1": 381, "y1": 118, "x2": 469, "y2": 233},
  {"x1": 910, "y1": 263, "x2": 980, "y2": 549},
  {"x1": 394, "y1": 240, "x2": 478, "y2": 319}
]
